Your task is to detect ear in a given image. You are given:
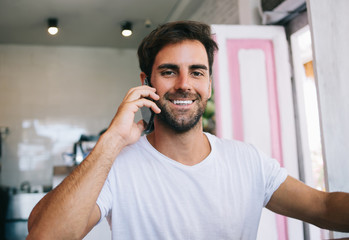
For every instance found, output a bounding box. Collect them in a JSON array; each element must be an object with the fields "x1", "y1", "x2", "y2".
[{"x1": 140, "y1": 72, "x2": 147, "y2": 85}]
